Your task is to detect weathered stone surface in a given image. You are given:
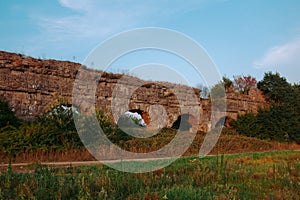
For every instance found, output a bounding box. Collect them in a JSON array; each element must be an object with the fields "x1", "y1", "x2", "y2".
[{"x1": 0, "y1": 51, "x2": 267, "y2": 132}]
